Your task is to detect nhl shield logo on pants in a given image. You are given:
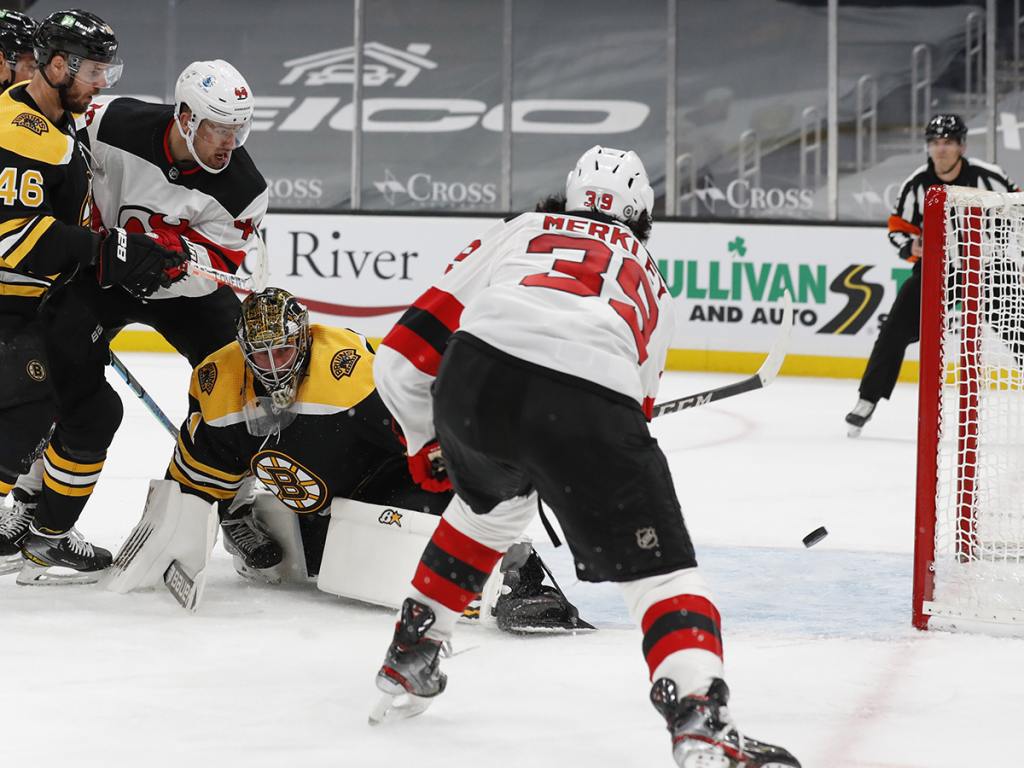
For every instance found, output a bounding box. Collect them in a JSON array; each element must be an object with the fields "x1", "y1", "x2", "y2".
[{"x1": 635, "y1": 526, "x2": 659, "y2": 550}]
